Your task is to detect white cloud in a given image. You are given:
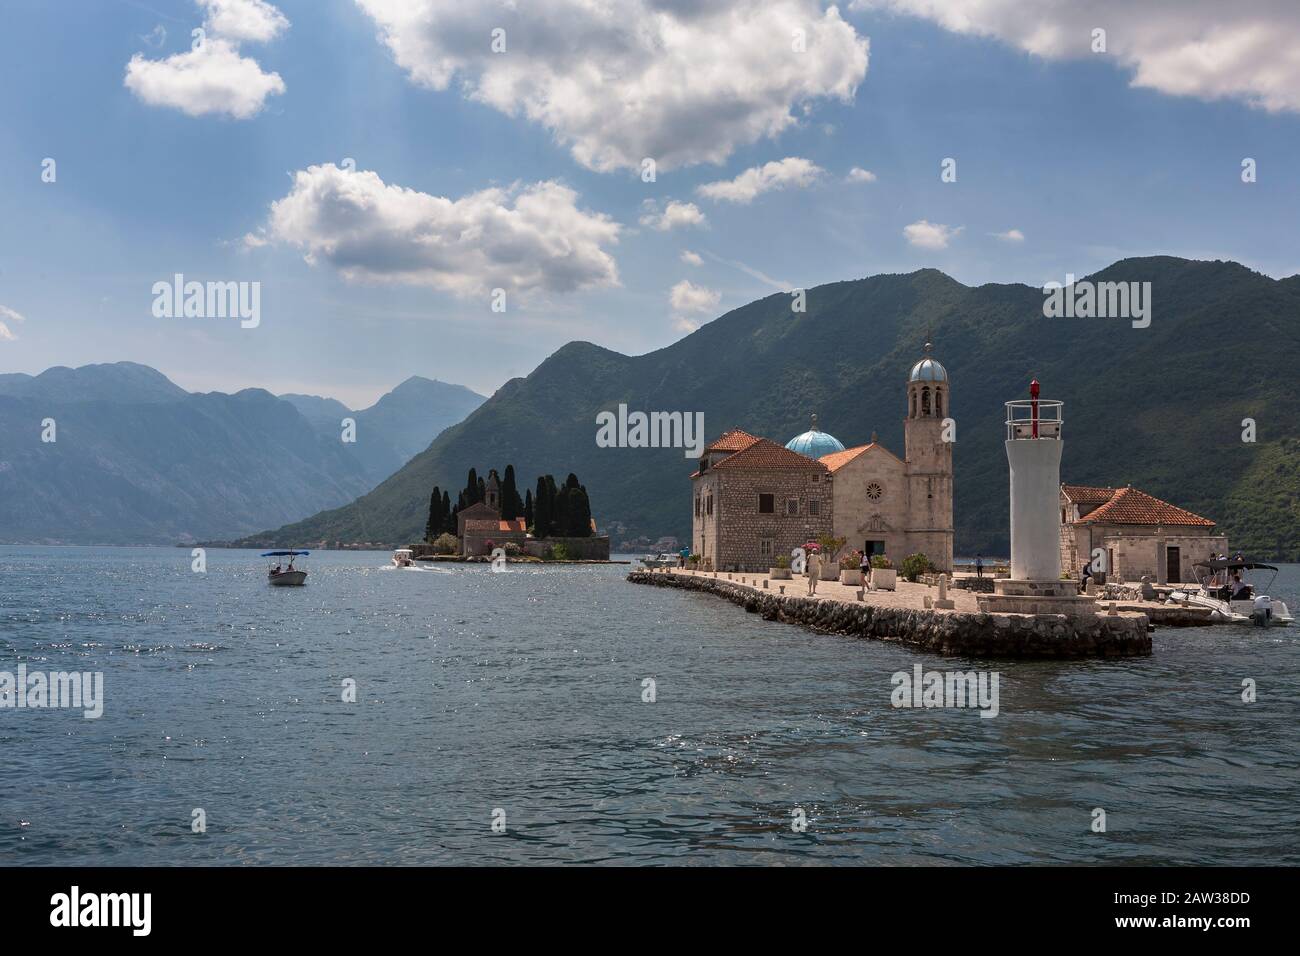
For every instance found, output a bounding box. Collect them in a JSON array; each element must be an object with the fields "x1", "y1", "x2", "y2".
[
  {"x1": 992, "y1": 228, "x2": 1025, "y2": 242},
  {"x1": 853, "y1": 0, "x2": 1300, "y2": 113},
  {"x1": 640, "y1": 200, "x2": 706, "y2": 232},
  {"x1": 0, "y1": 304, "x2": 25, "y2": 341},
  {"x1": 249, "y1": 163, "x2": 621, "y2": 298},
  {"x1": 680, "y1": 250, "x2": 704, "y2": 267},
  {"x1": 696, "y1": 157, "x2": 824, "y2": 204},
  {"x1": 125, "y1": 39, "x2": 285, "y2": 118},
  {"x1": 903, "y1": 219, "x2": 962, "y2": 249},
  {"x1": 124, "y1": 1, "x2": 287, "y2": 119},
  {"x1": 670, "y1": 279, "x2": 722, "y2": 315},
  {"x1": 353, "y1": 0, "x2": 869, "y2": 172},
  {"x1": 198, "y1": 0, "x2": 289, "y2": 44},
  {"x1": 847, "y1": 166, "x2": 877, "y2": 183},
  {"x1": 672, "y1": 315, "x2": 701, "y2": 334},
  {"x1": 141, "y1": 25, "x2": 167, "y2": 48}
]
